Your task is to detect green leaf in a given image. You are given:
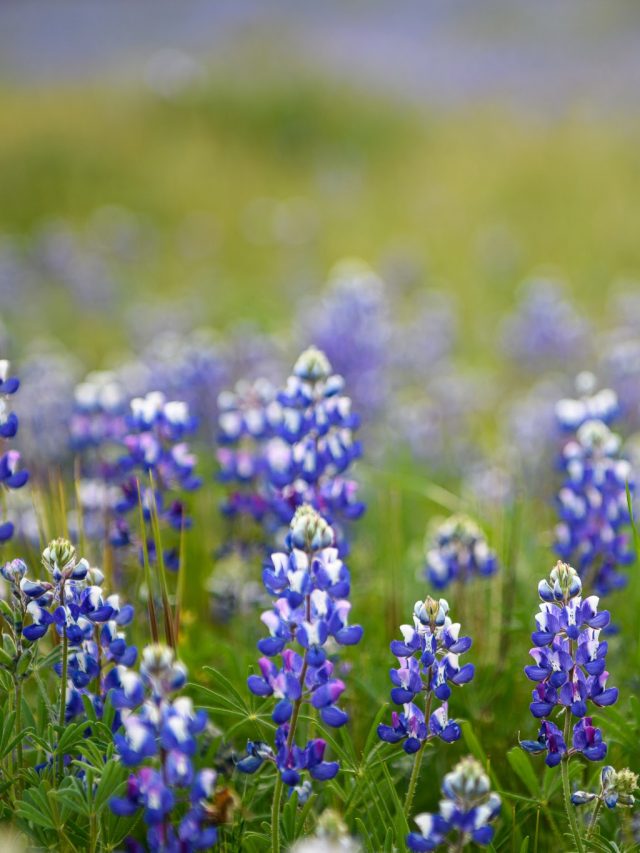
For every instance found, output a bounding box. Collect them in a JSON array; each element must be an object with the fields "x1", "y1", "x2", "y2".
[
  {"x1": 507, "y1": 747, "x2": 541, "y2": 798},
  {"x1": 16, "y1": 801, "x2": 57, "y2": 830}
]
